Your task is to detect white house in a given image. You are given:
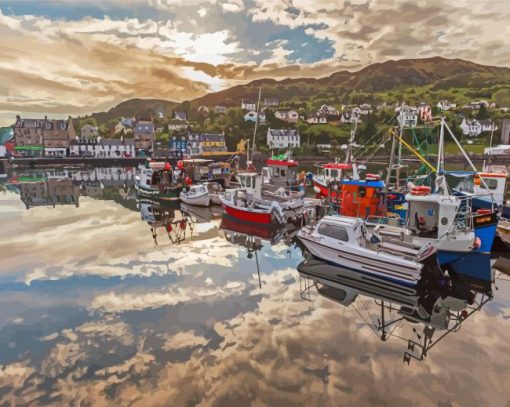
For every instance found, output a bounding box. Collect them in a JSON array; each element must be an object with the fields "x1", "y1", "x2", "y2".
[
  {"x1": 359, "y1": 103, "x2": 373, "y2": 115},
  {"x1": 460, "y1": 119, "x2": 497, "y2": 137},
  {"x1": 174, "y1": 111, "x2": 187, "y2": 121},
  {"x1": 274, "y1": 109, "x2": 299, "y2": 123},
  {"x1": 436, "y1": 100, "x2": 457, "y2": 111},
  {"x1": 70, "y1": 137, "x2": 135, "y2": 157},
  {"x1": 244, "y1": 111, "x2": 266, "y2": 124},
  {"x1": 241, "y1": 100, "x2": 256, "y2": 111},
  {"x1": 397, "y1": 107, "x2": 419, "y2": 128},
  {"x1": 262, "y1": 98, "x2": 279, "y2": 107},
  {"x1": 319, "y1": 104, "x2": 339, "y2": 116},
  {"x1": 267, "y1": 128, "x2": 300, "y2": 149},
  {"x1": 340, "y1": 110, "x2": 361, "y2": 124},
  {"x1": 306, "y1": 113, "x2": 327, "y2": 124}
]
